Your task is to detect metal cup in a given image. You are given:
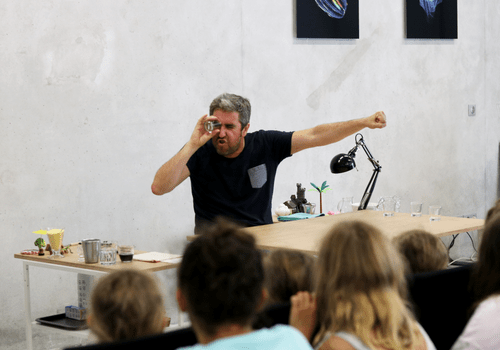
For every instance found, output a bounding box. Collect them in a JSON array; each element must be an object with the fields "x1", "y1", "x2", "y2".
[{"x1": 82, "y1": 239, "x2": 101, "y2": 264}]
